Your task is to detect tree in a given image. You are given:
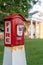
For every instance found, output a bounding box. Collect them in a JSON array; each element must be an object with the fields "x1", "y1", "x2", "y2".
[
  {"x1": 0, "y1": 0, "x2": 39, "y2": 27},
  {"x1": 0, "y1": 0, "x2": 39, "y2": 17}
]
